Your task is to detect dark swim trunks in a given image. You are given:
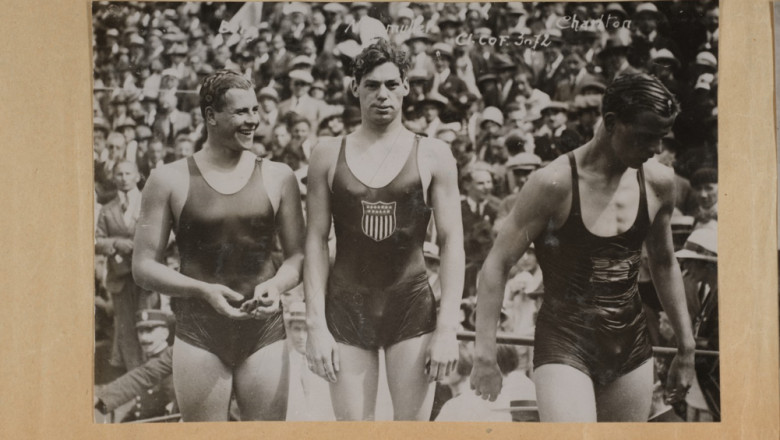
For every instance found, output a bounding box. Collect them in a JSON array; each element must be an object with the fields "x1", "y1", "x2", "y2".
[
  {"x1": 172, "y1": 156, "x2": 285, "y2": 367},
  {"x1": 326, "y1": 135, "x2": 436, "y2": 349},
  {"x1": 532, "y1": 152, "x2": 653, "y2": 386}
]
